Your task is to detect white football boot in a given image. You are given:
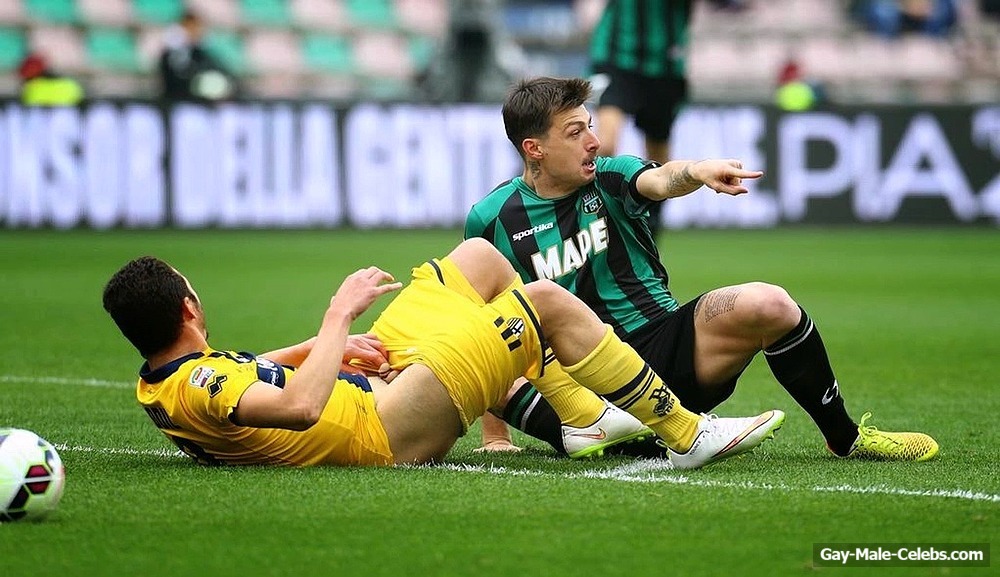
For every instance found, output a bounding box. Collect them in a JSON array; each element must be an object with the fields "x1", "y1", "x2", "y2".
[
  {"x1": 562, "y1": 400, "x2": 654, "y2": 459},
  {"x1": 667, "y1": 410, "x2": 785, "y2": 470}
]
